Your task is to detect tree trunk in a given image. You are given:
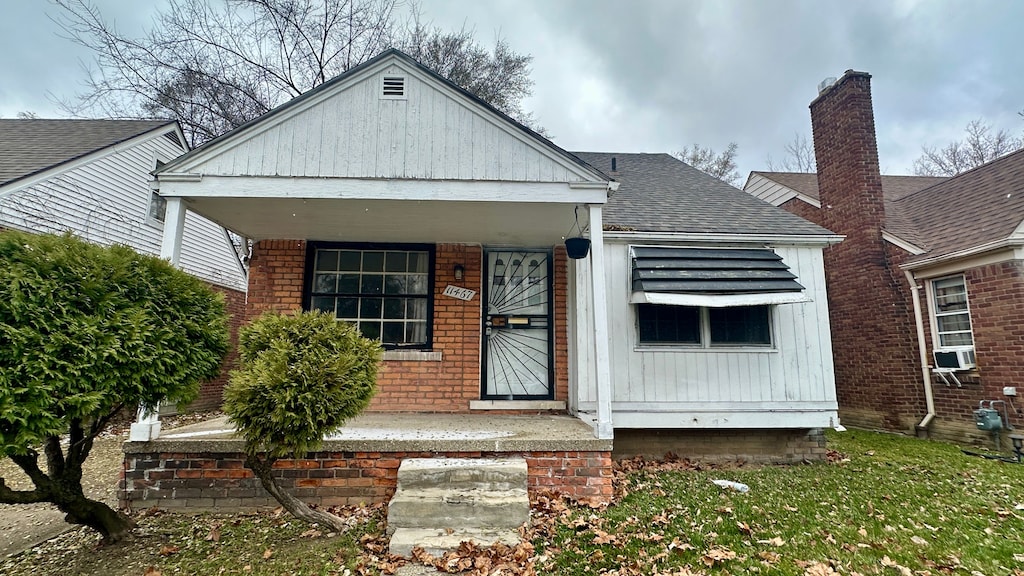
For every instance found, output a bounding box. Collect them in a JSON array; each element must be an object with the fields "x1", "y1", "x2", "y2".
[
  {"x1": 57, "y1": 495, "x2": 136, "y2": 544},
  {"x1": 245, "y1": 454, "x2": 349, "y2": 532}
]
